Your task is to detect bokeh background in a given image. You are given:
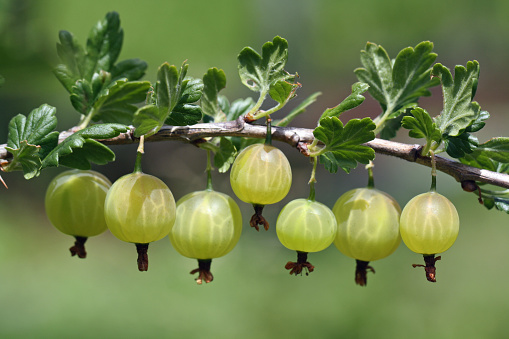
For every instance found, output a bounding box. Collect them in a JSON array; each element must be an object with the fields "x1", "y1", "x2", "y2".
[{"x1": 2, "y1": 0, "x2": 509, "y2": 338}]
